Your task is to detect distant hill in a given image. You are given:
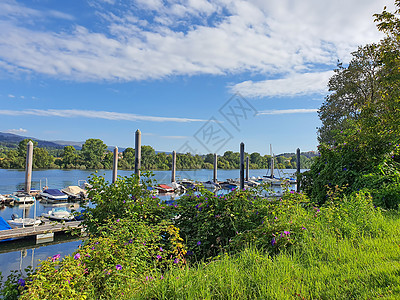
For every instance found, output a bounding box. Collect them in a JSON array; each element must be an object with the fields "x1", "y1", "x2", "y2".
[
  {"x1": 0, "y1": 132, "x2": 66, "y2": 149},
  {"x1": 0, "y1": 132, "x2": 124, "y2": 151}
]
